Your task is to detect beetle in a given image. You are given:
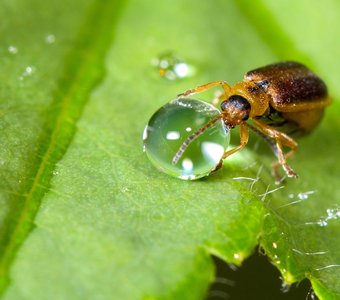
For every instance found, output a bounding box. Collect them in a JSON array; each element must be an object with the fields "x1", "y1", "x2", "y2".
[{"x1": 172, "y1": 61, "x2": 331, "y2": 183}]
